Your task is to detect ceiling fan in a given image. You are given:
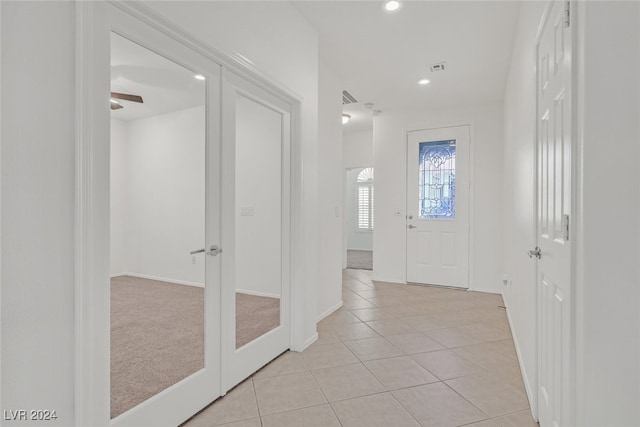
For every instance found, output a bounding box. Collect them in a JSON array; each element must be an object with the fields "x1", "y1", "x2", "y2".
[{"x1": 110, "y1": 92, "x2": 144, "y2": 110}]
